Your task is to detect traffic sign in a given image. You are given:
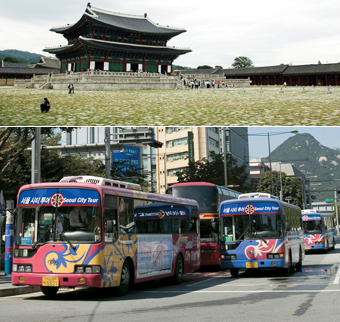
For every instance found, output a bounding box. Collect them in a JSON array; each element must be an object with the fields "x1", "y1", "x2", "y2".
[{"x1": 325, "y1": 198, "x2": 334, "y2": 203}]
